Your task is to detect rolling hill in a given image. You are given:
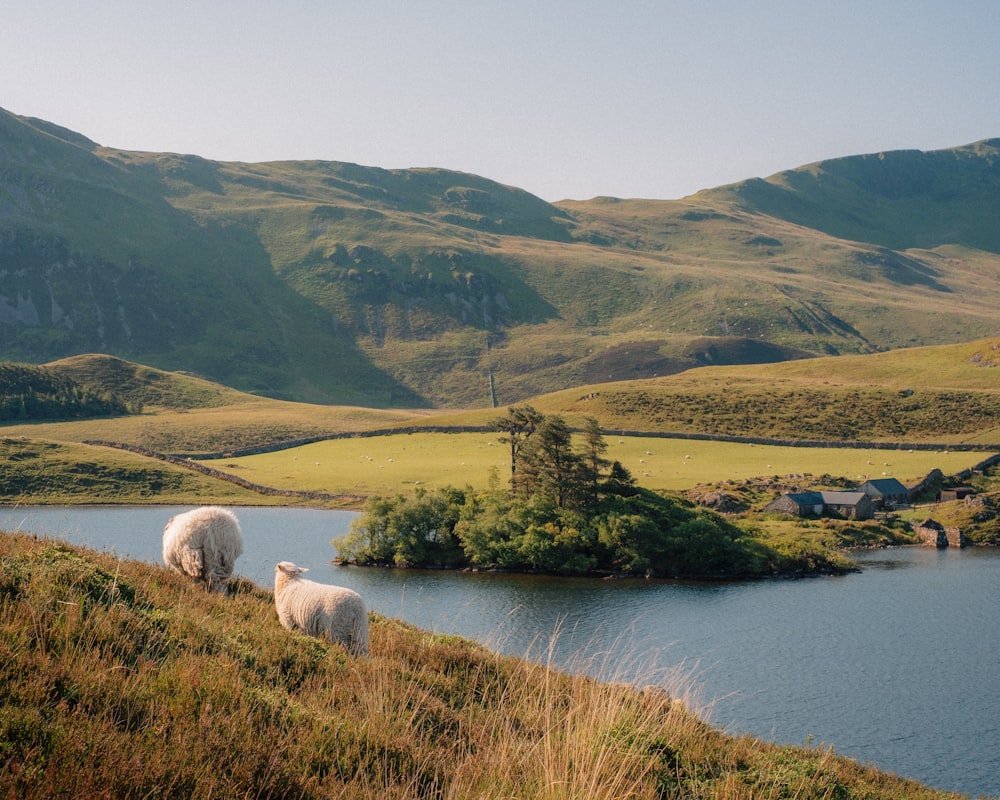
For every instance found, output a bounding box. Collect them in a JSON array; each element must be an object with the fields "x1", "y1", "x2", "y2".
[
  {"x1": 19, "y1": 338, "x2": 1000, "y2": 455},
  {"x1": 2, "y1": 106, "x2": 998, "y2": 407}
]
